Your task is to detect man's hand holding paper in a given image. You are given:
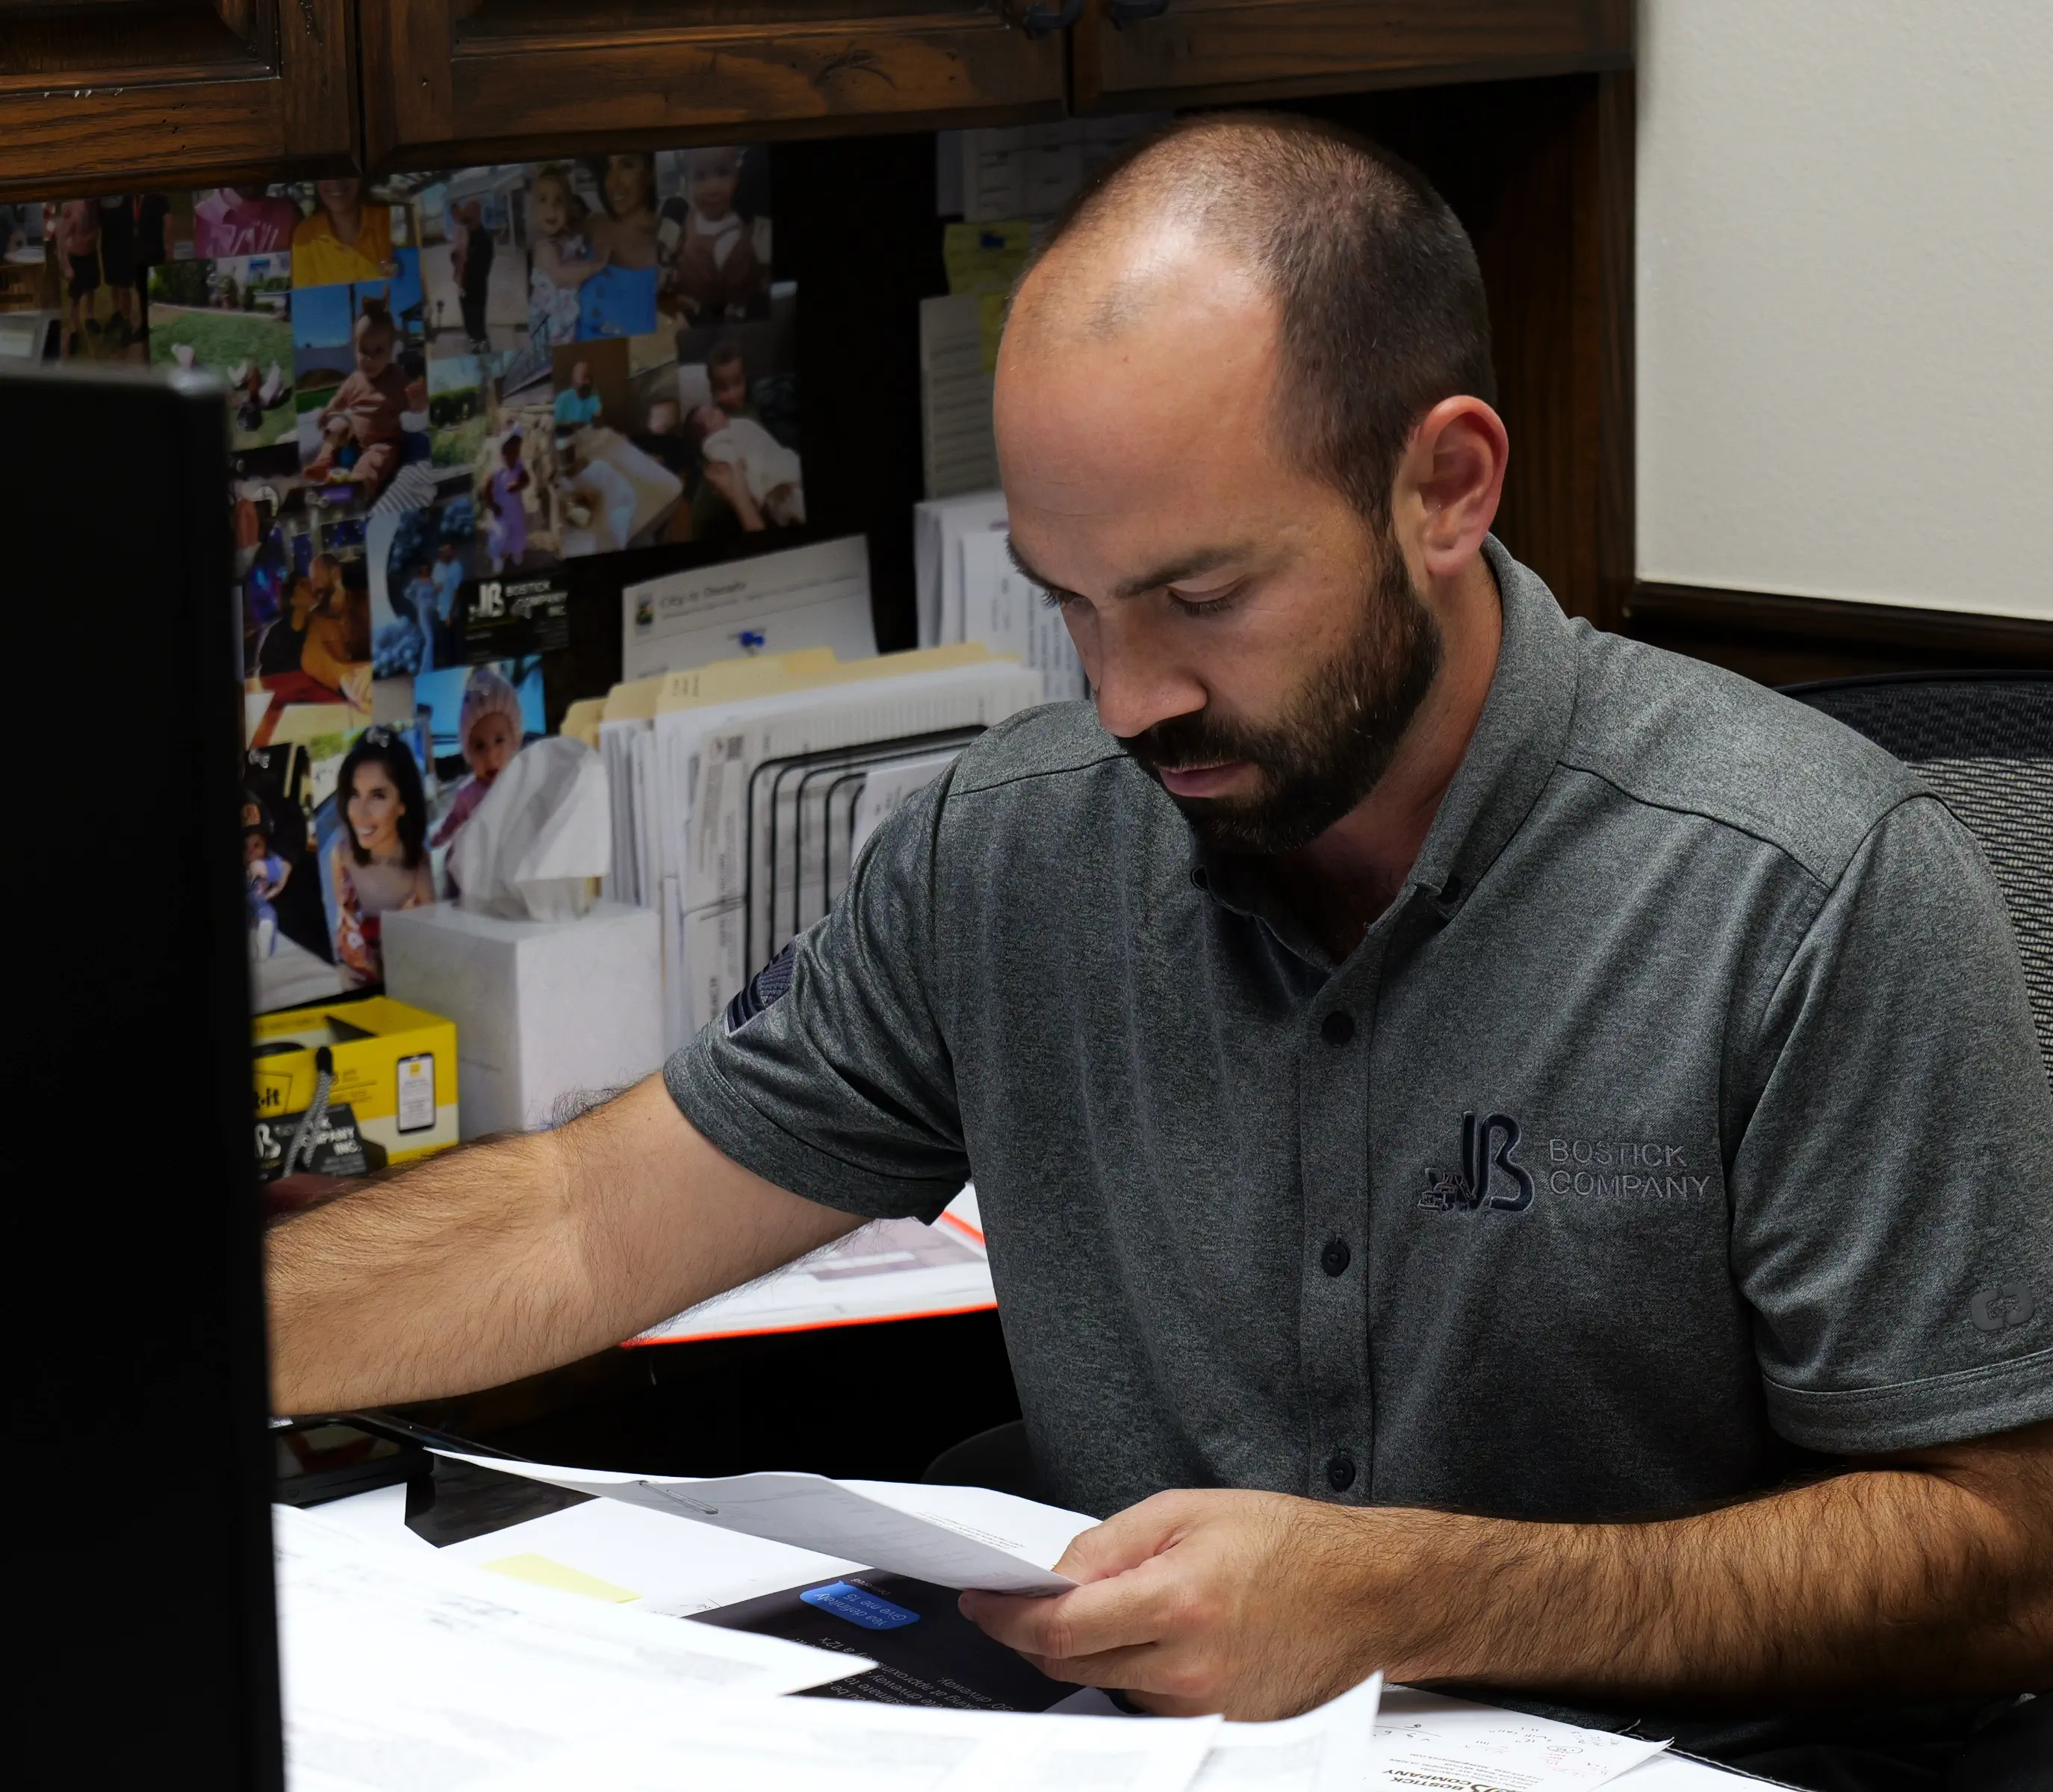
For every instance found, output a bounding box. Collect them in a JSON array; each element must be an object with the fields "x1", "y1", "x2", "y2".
[{"x1": 962, "y1": 1489, "x2": 1395, "y2": 1720}]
